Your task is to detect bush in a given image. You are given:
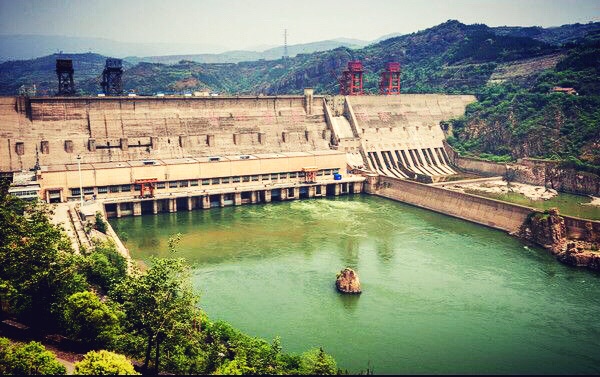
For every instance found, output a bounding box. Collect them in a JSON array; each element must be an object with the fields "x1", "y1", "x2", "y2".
[
  {"x1": 299, "y1": 347, "x2": 337, "y2": 375},
  {"x1": 0, "y1": 337, "x2": 66, "y2": 375},
  {"x1": 74, "y1": 350, "x2": 139, "y2": 375},
  {"x1": 62, "y1": 291, "x2": 123, "y2": 349}
]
